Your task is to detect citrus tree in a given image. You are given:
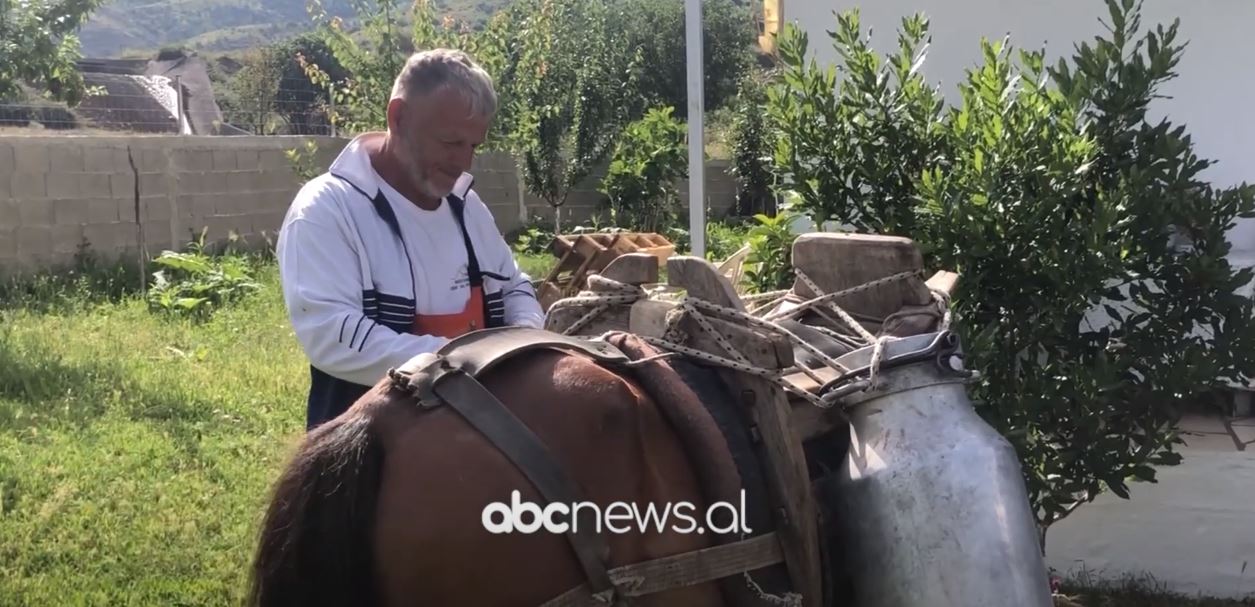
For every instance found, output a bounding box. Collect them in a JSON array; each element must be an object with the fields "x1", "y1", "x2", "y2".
[{"x1": 768, "y1": 0, "x2": 1255, "y2": 546}]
